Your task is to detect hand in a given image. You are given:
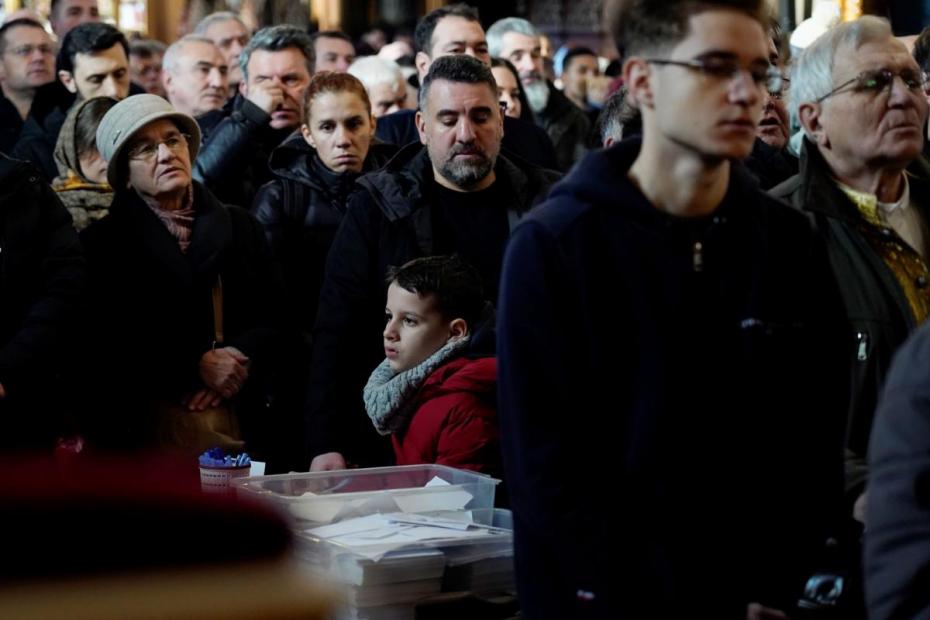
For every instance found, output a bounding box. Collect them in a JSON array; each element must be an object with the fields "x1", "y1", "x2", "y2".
[
  {"x1": 199, "y1": 347, "x2": 250, "y2": 399},
  {"x1": 747, "y1": 603, "x2": 790, "y2": 620},
  {"x1": 184, "y1": 388, "x2": 224, "y2": 411},
  {"x1": 247, "y1": 81, "x2": 285, "y2": 115},
  {"x1": 310, "y1": 452, "x2": 347, "y2": 471}
]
